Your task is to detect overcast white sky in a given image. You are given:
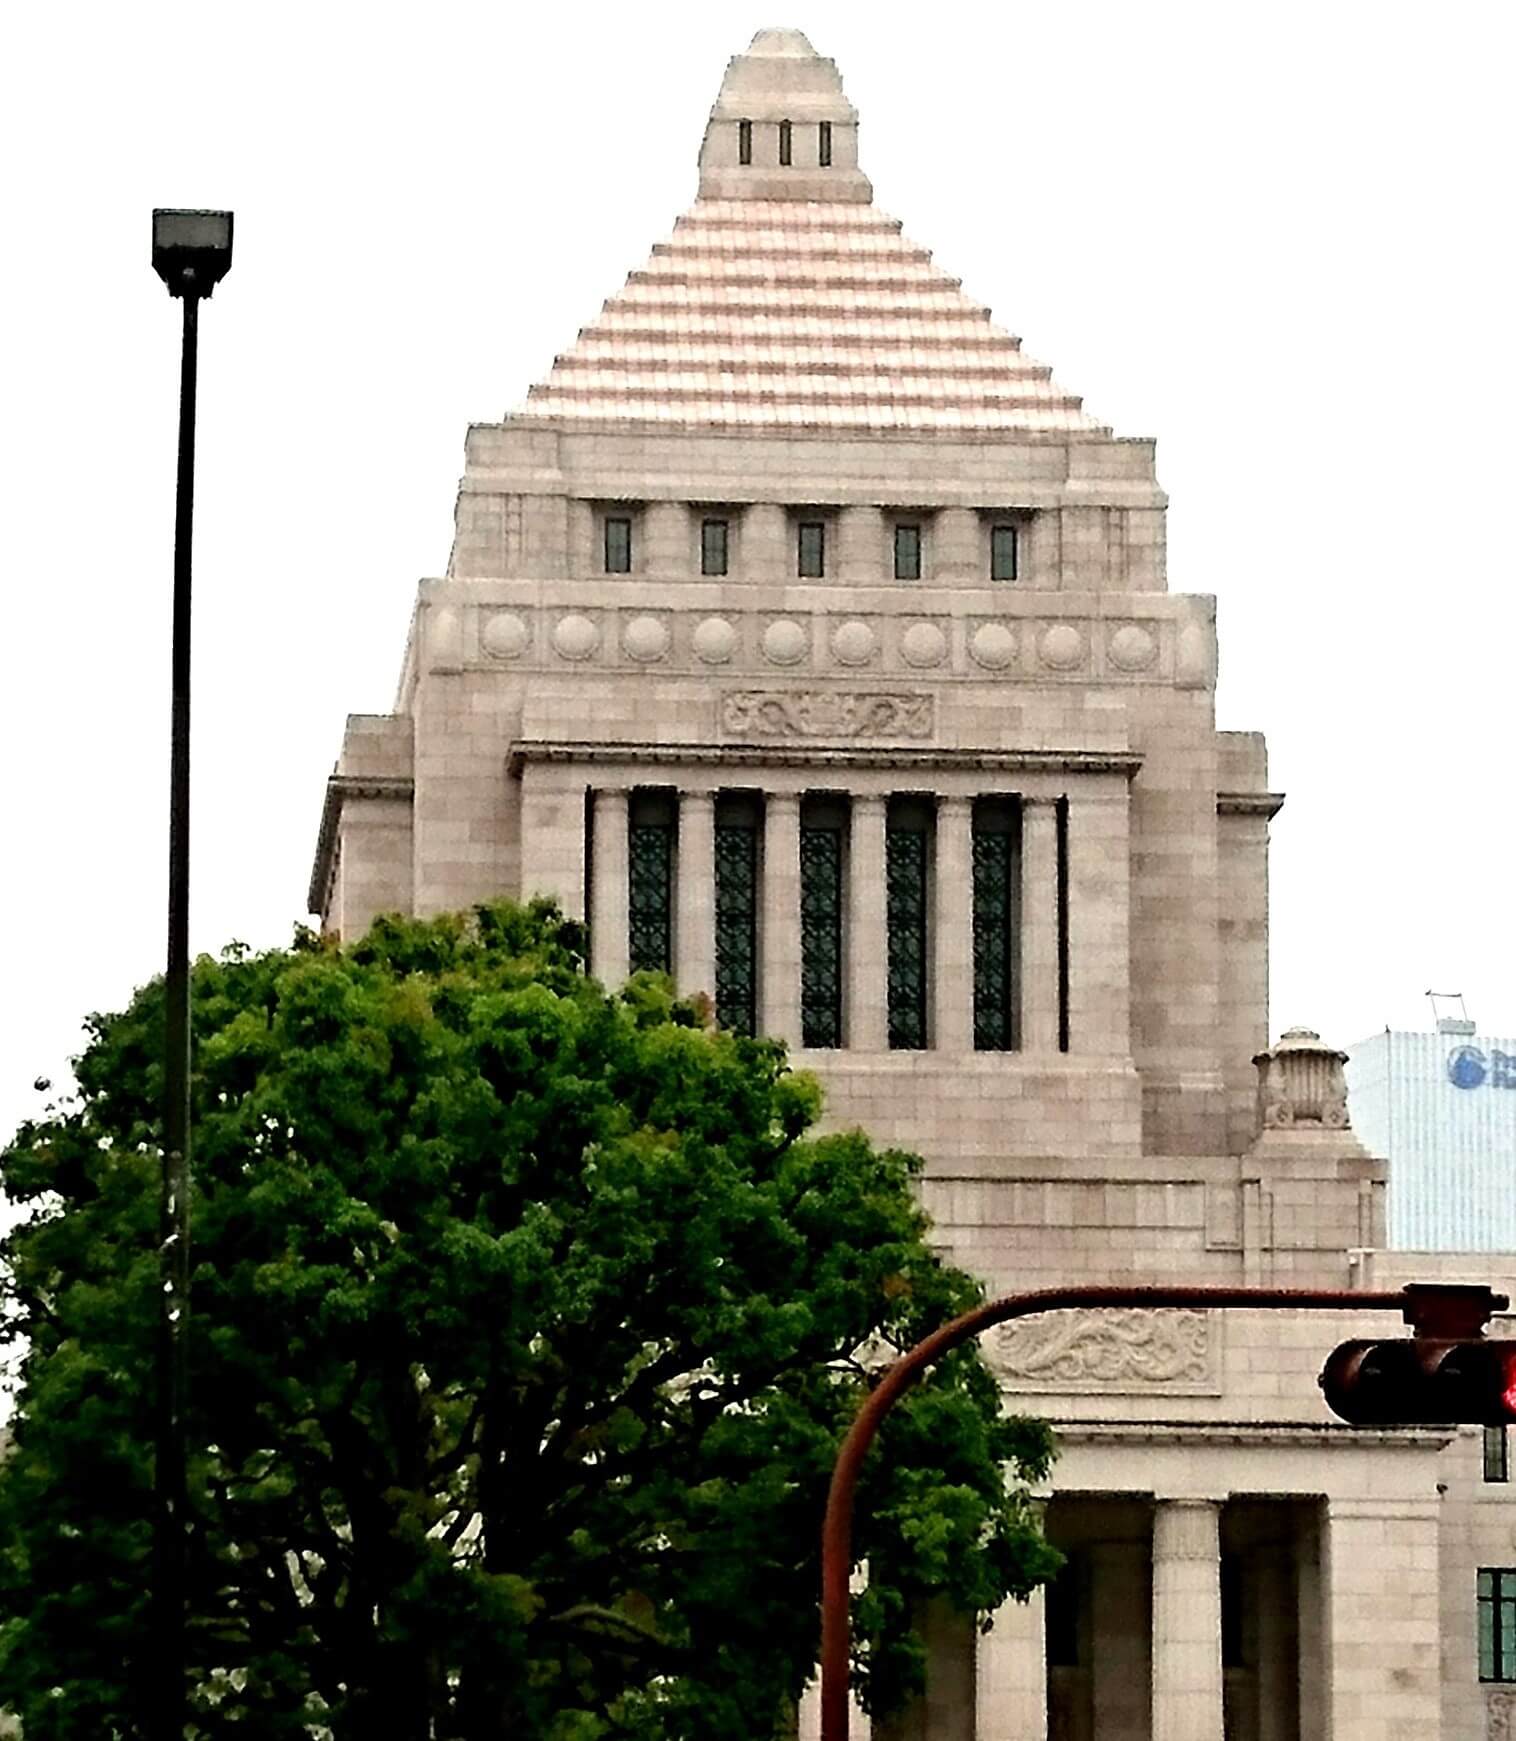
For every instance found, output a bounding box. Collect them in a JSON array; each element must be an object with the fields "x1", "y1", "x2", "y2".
[{"x1": 3, "y1": 0, "x2": 1514, "y2": 1148}]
